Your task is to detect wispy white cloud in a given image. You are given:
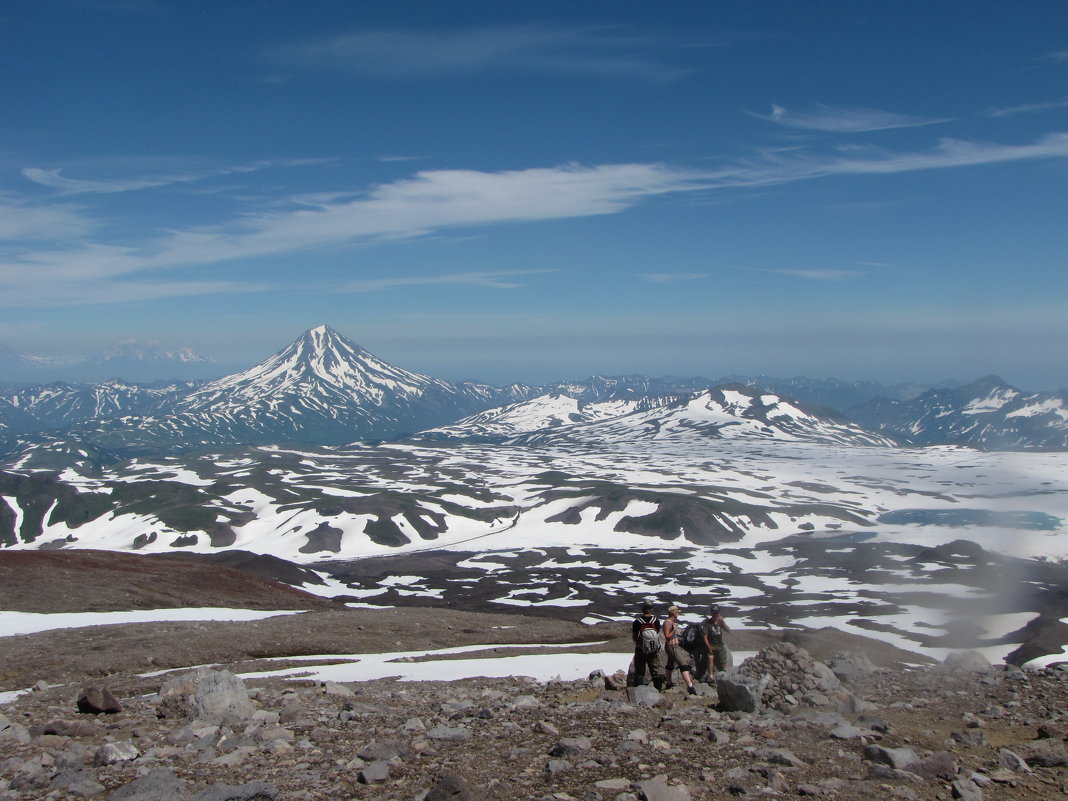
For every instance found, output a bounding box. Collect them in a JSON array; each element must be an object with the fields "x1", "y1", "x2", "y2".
[
  {"x1": 760, "y1": 268, "x2": 861, "y2": 281},
  {"x1": 0, "y1": 195, "x2": 94, "y2": 240},
  {"x1": 21, "y1": 159, "x2": 328, "y2": 196},
  {"x1": 0, "y1": 163, "x2": 707, "y2": 306},
  {"x1": 639, "y1": 272, "x2": 708, "y2": 283},
  {"x1": 710, "y1": 132, "x2": 1068, "y2": 186},
  {"x1": 1043, "y1": 49, "x2": 1068, "y2": 62},
  {"x1": 271, "y1": 25, "x2": 693, "y2": 81},
  {"x1": 986, "y1": 98, "x2": 1068, "y2": 117},
  {"x1": 6, "y1": 132, "x2": 1068, "y2": 307},
  {"x1": 338, "y1": 269, "x2": 555, "y2": 292},
  {"x1": 752, "y1": 104, "x2": 949, "y2": 133}
]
